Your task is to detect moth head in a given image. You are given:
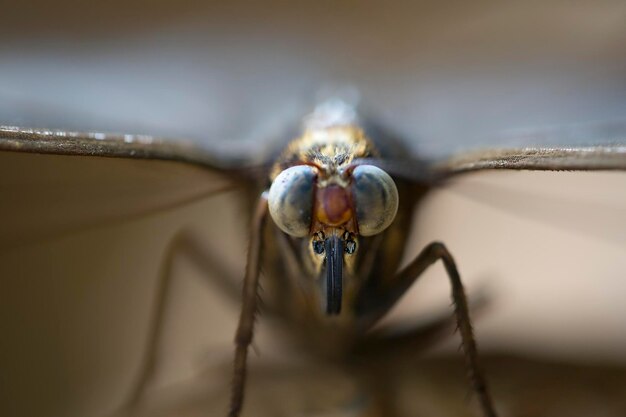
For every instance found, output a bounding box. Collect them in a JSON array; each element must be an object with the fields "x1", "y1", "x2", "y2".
[{"x1": 267, "y1": 163, "x2": 399, "y2": 315}]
